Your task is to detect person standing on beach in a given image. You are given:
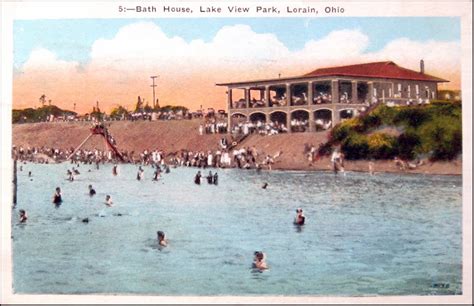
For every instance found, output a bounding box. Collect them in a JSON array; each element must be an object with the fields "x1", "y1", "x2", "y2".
[
  {"x1": 52, "y1": 187, "x2": 63, "y2": 207},
  {"x1": 369, "y1": 161, "x2": 375, "y2": 175},
  {"x1": 331, "y1": 149, "x2": 345, "y2": 175}
]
